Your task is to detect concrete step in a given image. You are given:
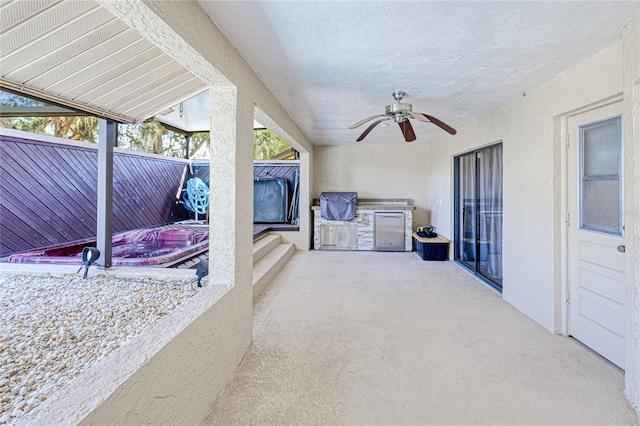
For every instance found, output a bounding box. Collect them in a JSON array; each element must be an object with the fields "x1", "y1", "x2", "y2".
[
  {"x1": 253, "y1": 234, "x2": 281, "y2": 265},
  {"x1": 252, "y1": 242, "x2": 294, "y2": 304}
]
